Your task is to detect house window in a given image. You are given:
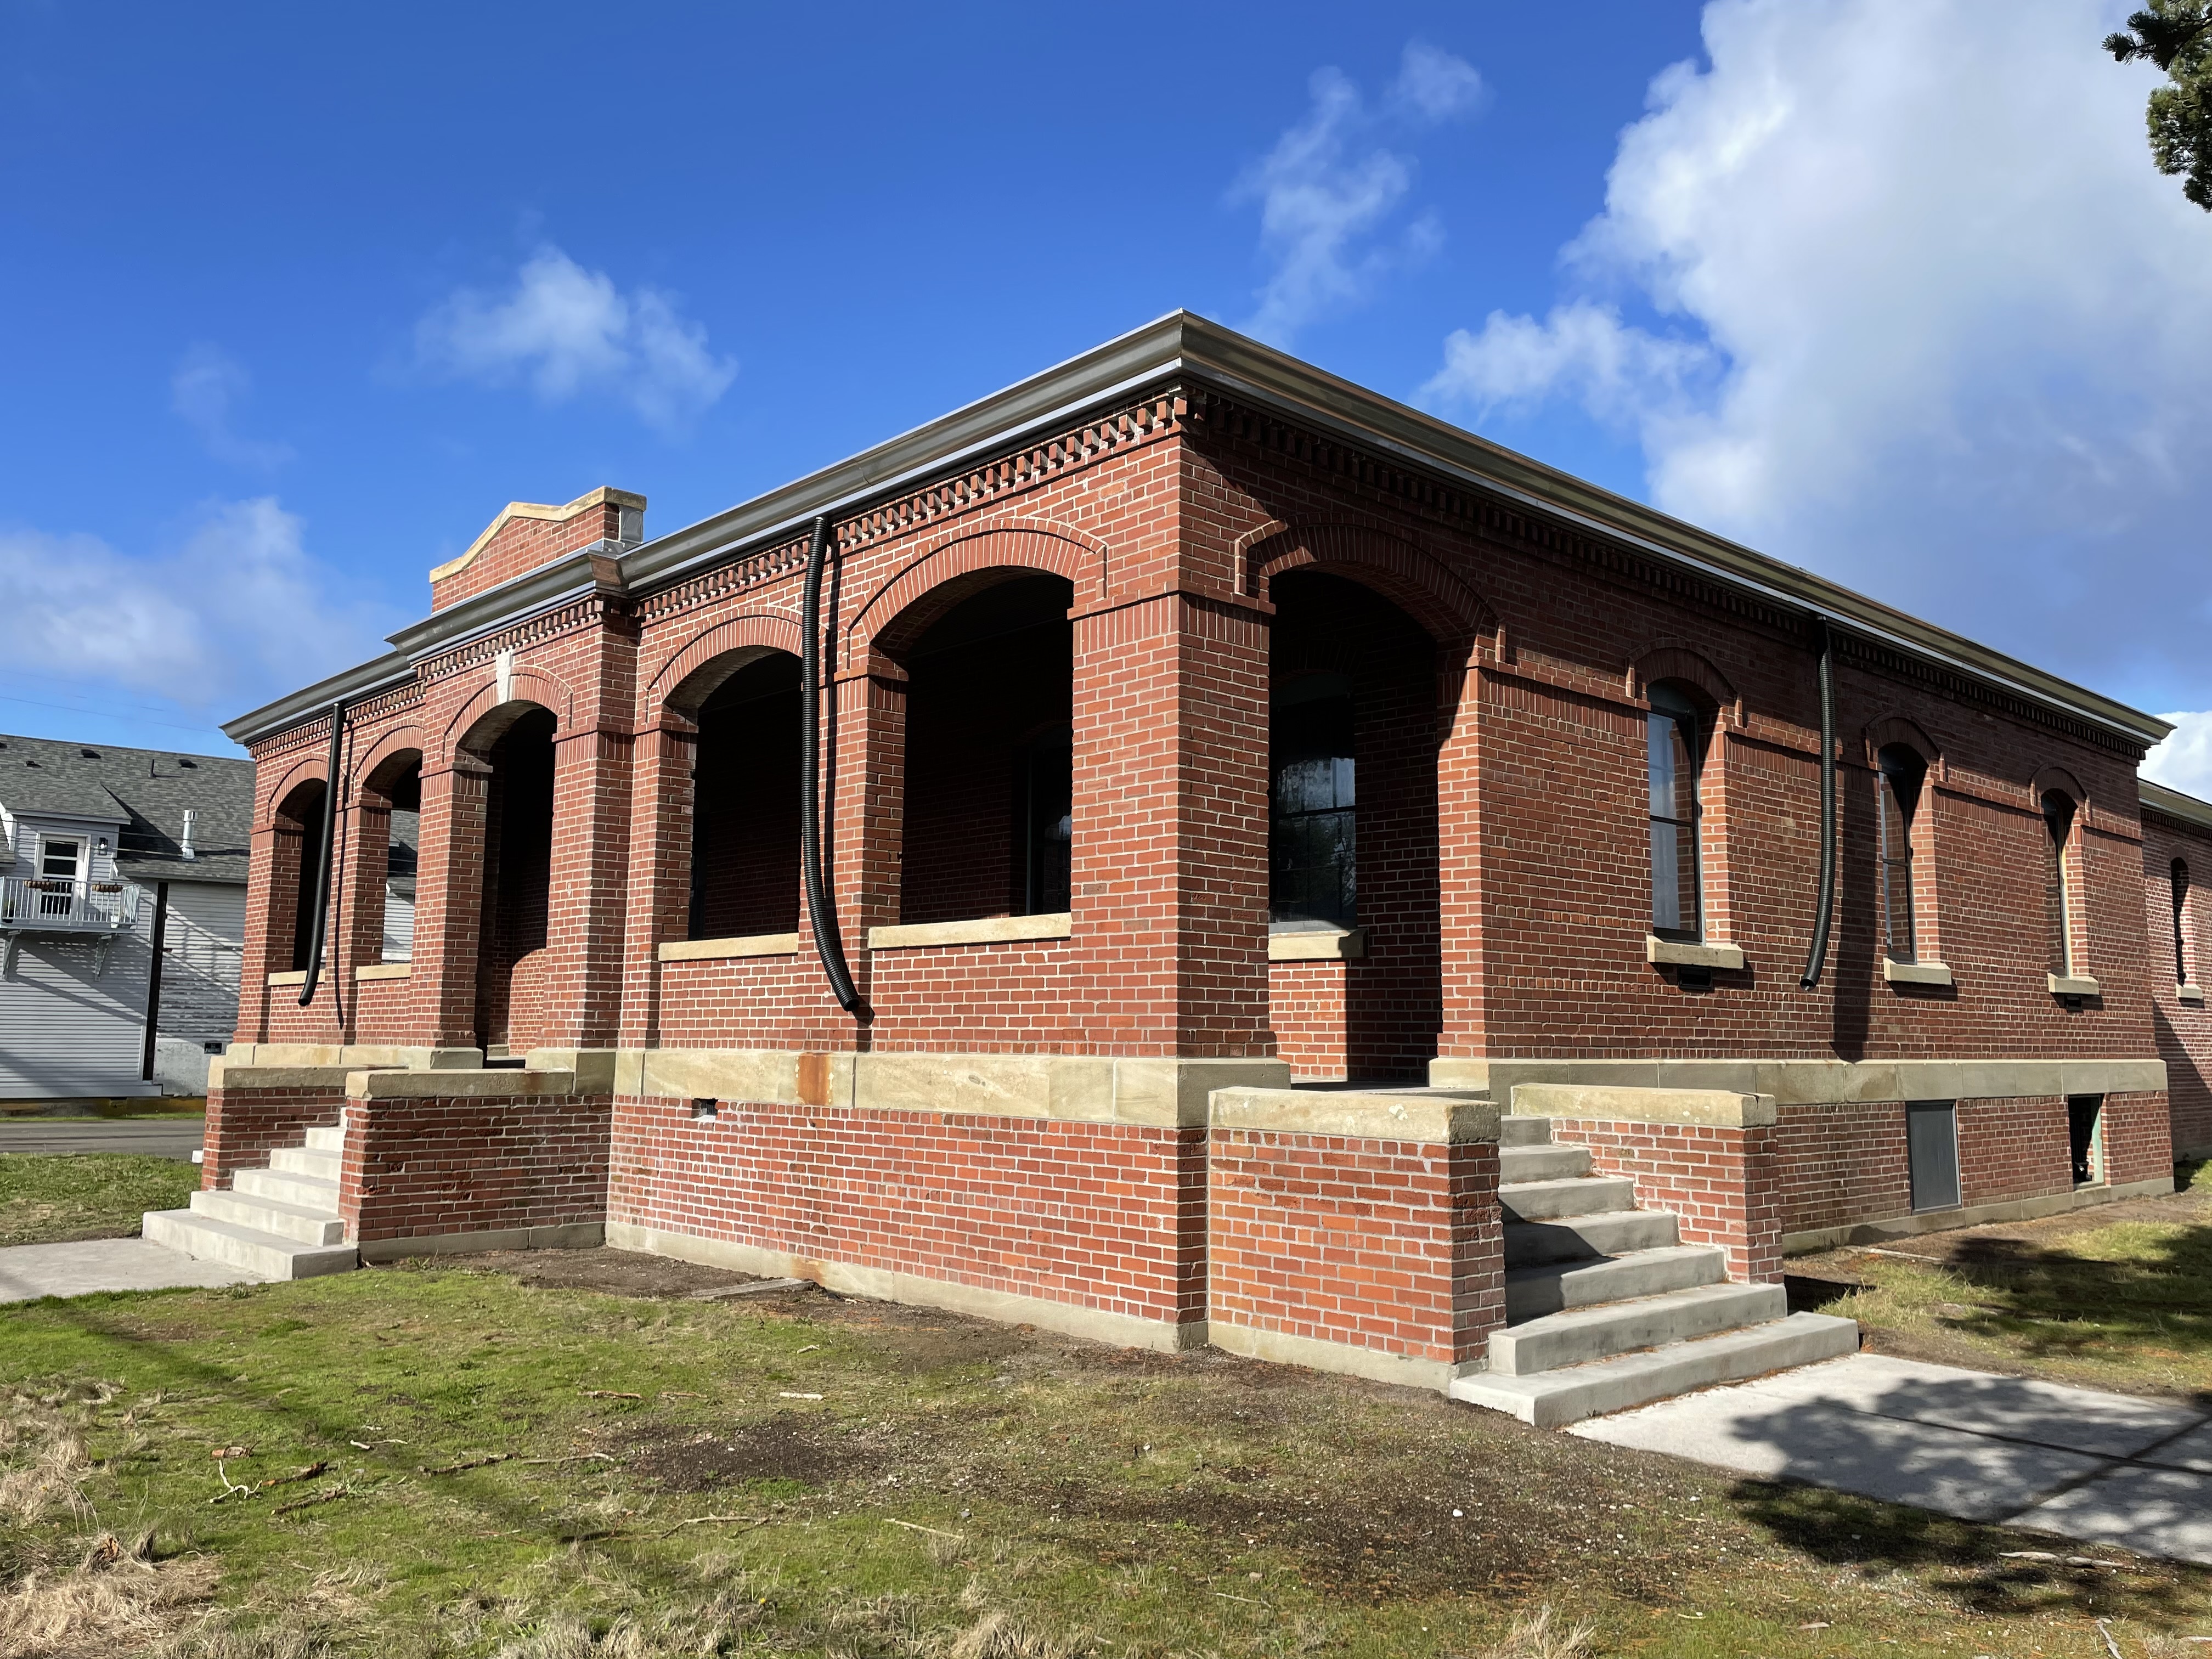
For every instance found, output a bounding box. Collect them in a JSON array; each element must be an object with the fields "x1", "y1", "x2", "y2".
[
  {"x1": 1271, "y1": 675, "x2": 1356, "y2": 930},
  {"x1": 1877, "y1": 744, "x2": 1927, "y2": 963},
  {"x1": 1906, "y1": 1100, "x2": 1960, "y2": 1212},
  {"x1": 1647, "y1": 683, "x2": 1709, "y2": 941},
  {"x1": 38, "y1": 836, "x2": 81, "y2": 882},
  {"x1": 2173, "y1": 858, "x2": 2192, "y2": 988},
  {"x1": 2041, "y1": 789, "x2": 2079, "y2": 977}
]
